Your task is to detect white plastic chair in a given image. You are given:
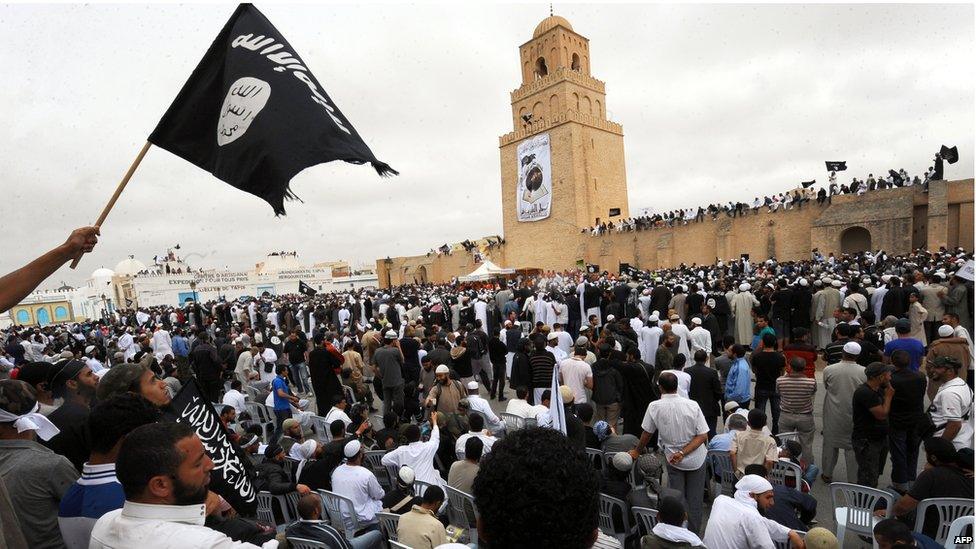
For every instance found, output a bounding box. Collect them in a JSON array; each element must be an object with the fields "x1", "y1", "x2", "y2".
[
  {"x1": 631, "y1": 506, "x2": 658, "y2": 537},
  {"x1": 830, "y1": 482, "x2": 894, "y2": 549},
  {"x1": 317, "y1": 489, "x2": 359, "y2": 541},
  {"x1": 309, "y1": 414, "x2": 333, "y2": 443},
  {"x1": 769, "y1": 460, "x2": 803, "y2": 492},
  {"x1": 914, "y1": 497, "x2": 975, "y2": 546},
  {"x1": 597, "y1": 493, "x2": 632, "y2": 544},
  {"x1": 287, "y1": 537, "x2": 328, "y2": 549},
  {"x1": 585, "y1": 447, "x2": 605, "y2": 473},
  {"x1": 444, "y1": 485, "x2": 478, "y2": 542},
  {"x1": 500, "y1": 412, "x2": 525, "y2": 431},
  {"x1": 256, "y1": 491, "x2": 276, "y2": 525},
  {"x1": 362, "y1": 450, "x2": 390, "y2": 488},
  {"x1": 706, "y1": 450, "x2": 736, "y2": 497},
  {"x1": 945, "y1": 515, "x2": 975, "y2": 549},
  {"x1": 776, "y1": 431, "x2": 800, "y2": 444},
  {"x1": 413, "y1": 479, "x2": 433, "y2": 498},
  {"x1": 375, "y1": 511, "x2": 401, "y2": 542}
]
